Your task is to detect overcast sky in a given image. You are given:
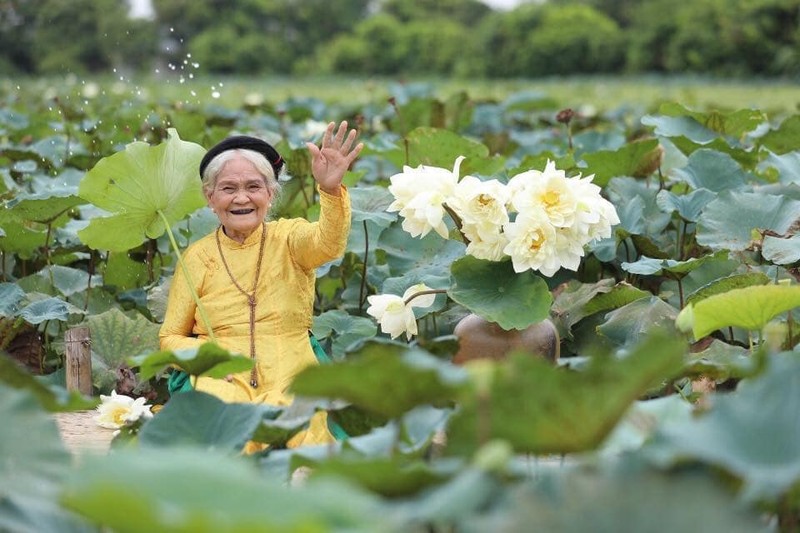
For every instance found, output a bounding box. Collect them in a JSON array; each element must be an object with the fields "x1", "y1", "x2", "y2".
[{"x1": 129, "y1": 0, "x2": 526, "y2": 18}]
